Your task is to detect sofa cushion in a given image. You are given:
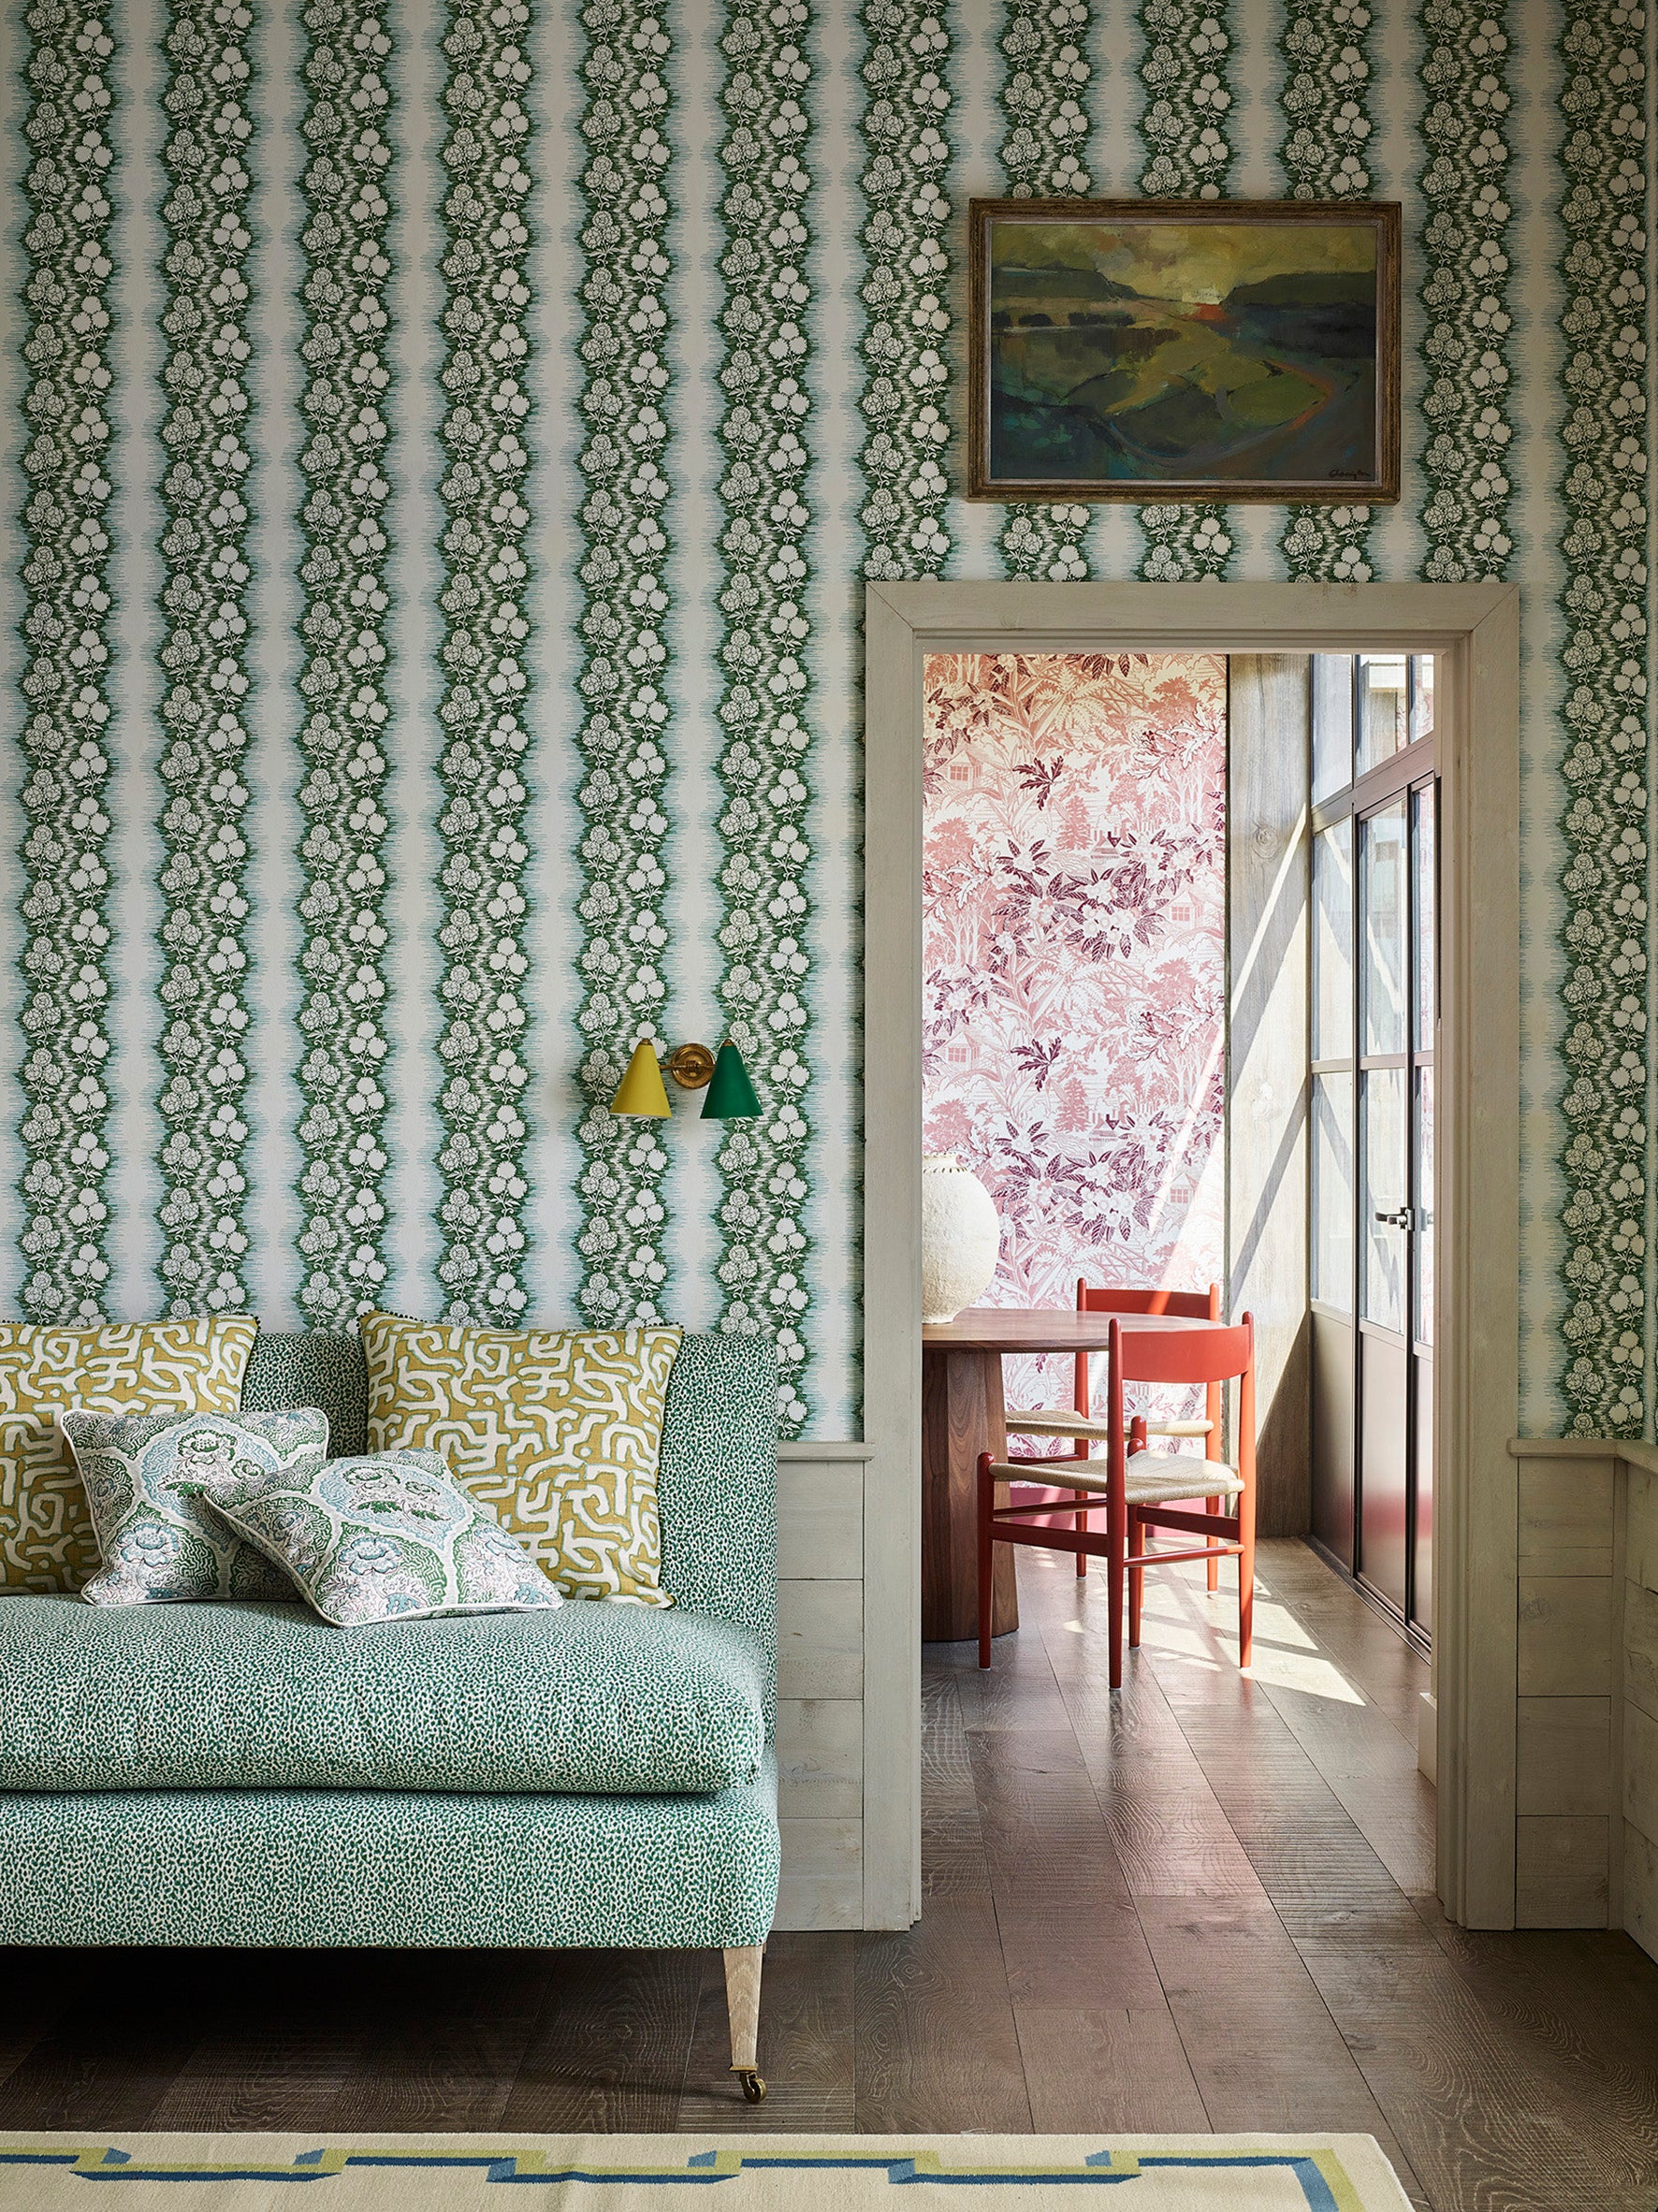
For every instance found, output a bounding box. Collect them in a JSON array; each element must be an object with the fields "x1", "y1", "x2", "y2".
[
  {"x1": 242, "y1": 1331, "x2": 367, "y2": 1458},
  {"x1": 0, "y1": 1315, "x2": 259, "y2": 1594},
  {"x1": 359, "y1": 1313, "x2": 683, "y2": 1607},
  {"x1": 65, "y1": 1407, "x2": 329, "y2": 1608},
  {"x1": 0, "y1": 1593, "x2": 766, "y2": 1797}
]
